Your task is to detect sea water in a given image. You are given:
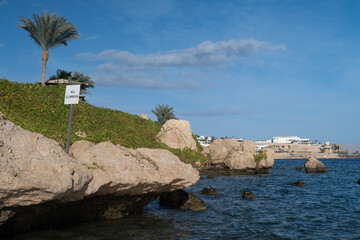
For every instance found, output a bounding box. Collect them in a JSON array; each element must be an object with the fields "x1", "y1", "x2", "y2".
[{"x1": 10, "y1": 159, "x2": 360, "y2": 239}]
